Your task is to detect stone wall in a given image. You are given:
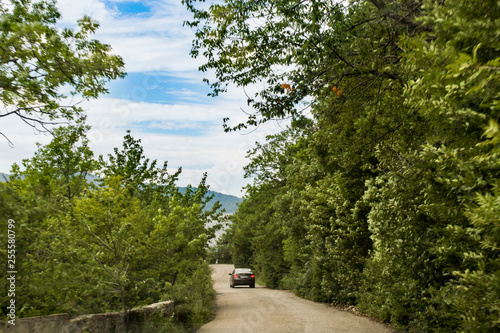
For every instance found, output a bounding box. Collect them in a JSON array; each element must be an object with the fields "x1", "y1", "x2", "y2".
[{"x1": 0, "y1": 301, "x2": 174, "y2": 333}]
